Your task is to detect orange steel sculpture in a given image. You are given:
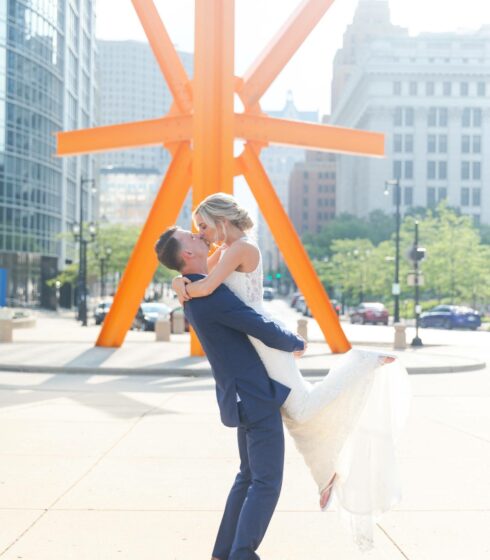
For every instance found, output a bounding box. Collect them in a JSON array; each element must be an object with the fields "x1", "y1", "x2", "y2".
[{"x1": 57, "y1": 0, "x2": 384, "y2": 355}]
